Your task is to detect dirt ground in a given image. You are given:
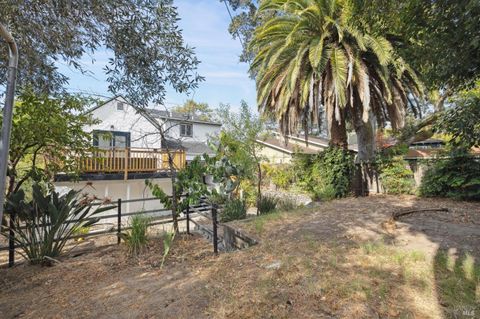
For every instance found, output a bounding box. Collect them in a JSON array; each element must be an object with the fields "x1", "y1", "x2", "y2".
[{"x1": 0, "y1": 195, "x2": 479, "y2": 319}]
